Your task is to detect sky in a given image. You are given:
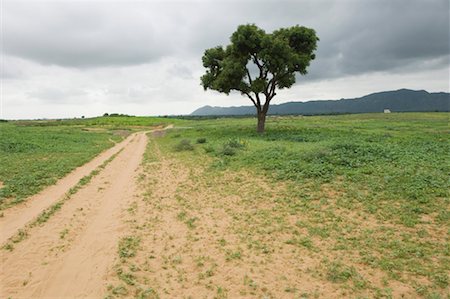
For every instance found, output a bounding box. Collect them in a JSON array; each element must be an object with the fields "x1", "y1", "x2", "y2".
[{"x1": 1, "y1": 0, "x2": 449, "y2": 119}]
